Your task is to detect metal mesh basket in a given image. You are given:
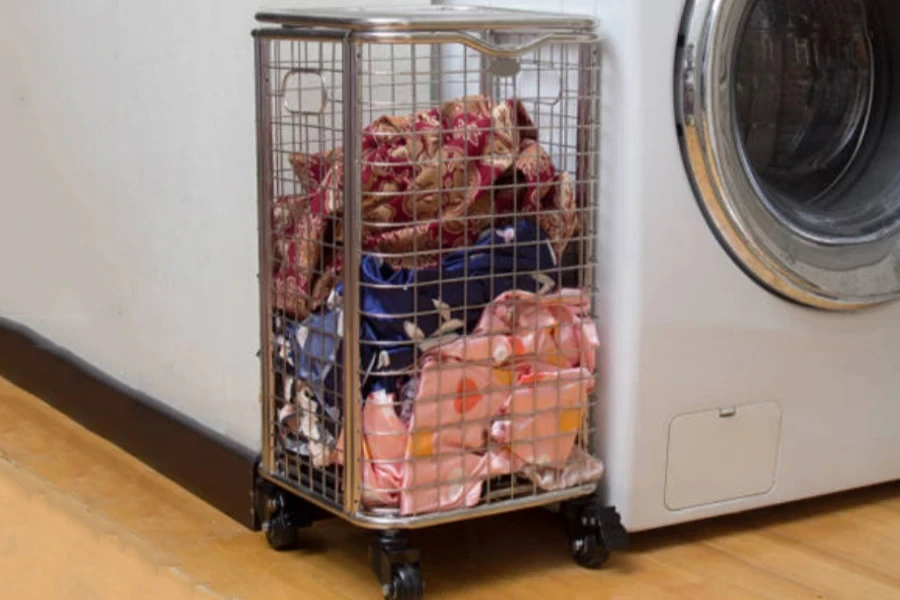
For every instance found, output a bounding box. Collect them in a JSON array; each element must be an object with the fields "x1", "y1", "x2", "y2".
[{"x1": 252, "y1": 7, "x2": 622, "y2": 594}]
